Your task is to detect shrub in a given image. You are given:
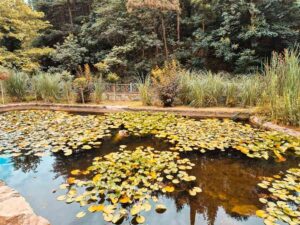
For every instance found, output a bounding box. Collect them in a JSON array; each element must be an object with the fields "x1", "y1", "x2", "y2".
[
  {"x1": 73, "y1": 77, "x2": 93, "y2": 103},
  {"x1": 106, "y1": 72, "x2": 120, "y2": 83},
  {"x1": 4, "y1": 71, "x2": 29, "y2": 101},
  {"x1": 0, "y1": 67, "x2": 10, "y2": 104},
  {"x1": 151, "y1": 60, "x2": 181, "y2": 107}
]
